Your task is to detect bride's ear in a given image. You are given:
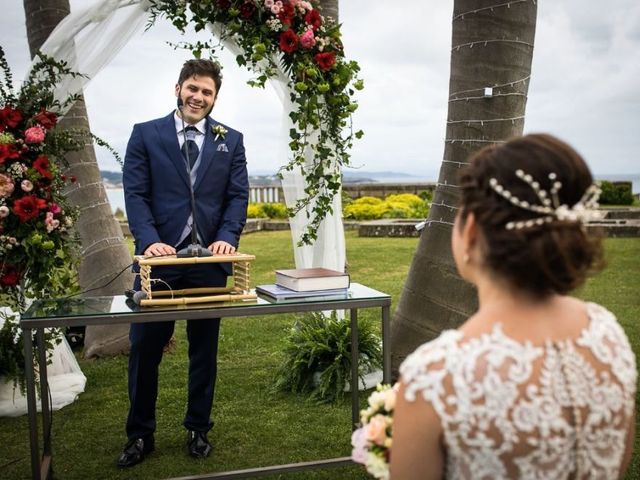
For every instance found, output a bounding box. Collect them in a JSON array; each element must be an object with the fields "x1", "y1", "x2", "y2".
[{"x1": 461, "y1": 212, "x2": 483, "y2": 260}]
